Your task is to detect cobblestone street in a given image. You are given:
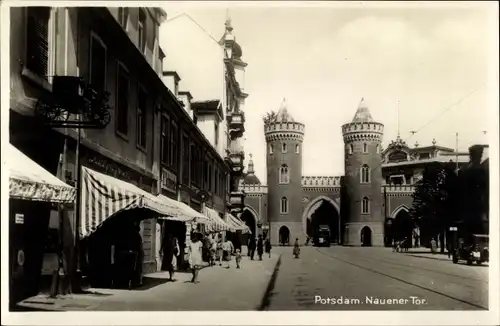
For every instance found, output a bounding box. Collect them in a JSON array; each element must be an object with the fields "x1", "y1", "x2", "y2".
[{"x1": 265, "y1": 246, "x2": 488, "y2": 310}]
